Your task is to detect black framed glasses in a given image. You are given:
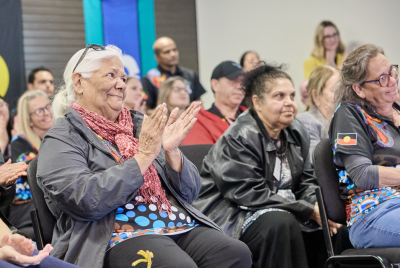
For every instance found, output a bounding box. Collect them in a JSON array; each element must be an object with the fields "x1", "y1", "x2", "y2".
[
  {"x1": 323, "y1": 32, "x2": 339, "y2": 40},
  {"x1": 72, "y1": 44, "x2": 106, "y2": 74},
  {"x1": 30, "y1": 103, "x2": 52, "y2": 117},
  {"x1": 172, "y1": 86, "x2": 191, "y2": 94},
  {"x1": 362, "y1": 65, "x2": 399, "y2": 87}
]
